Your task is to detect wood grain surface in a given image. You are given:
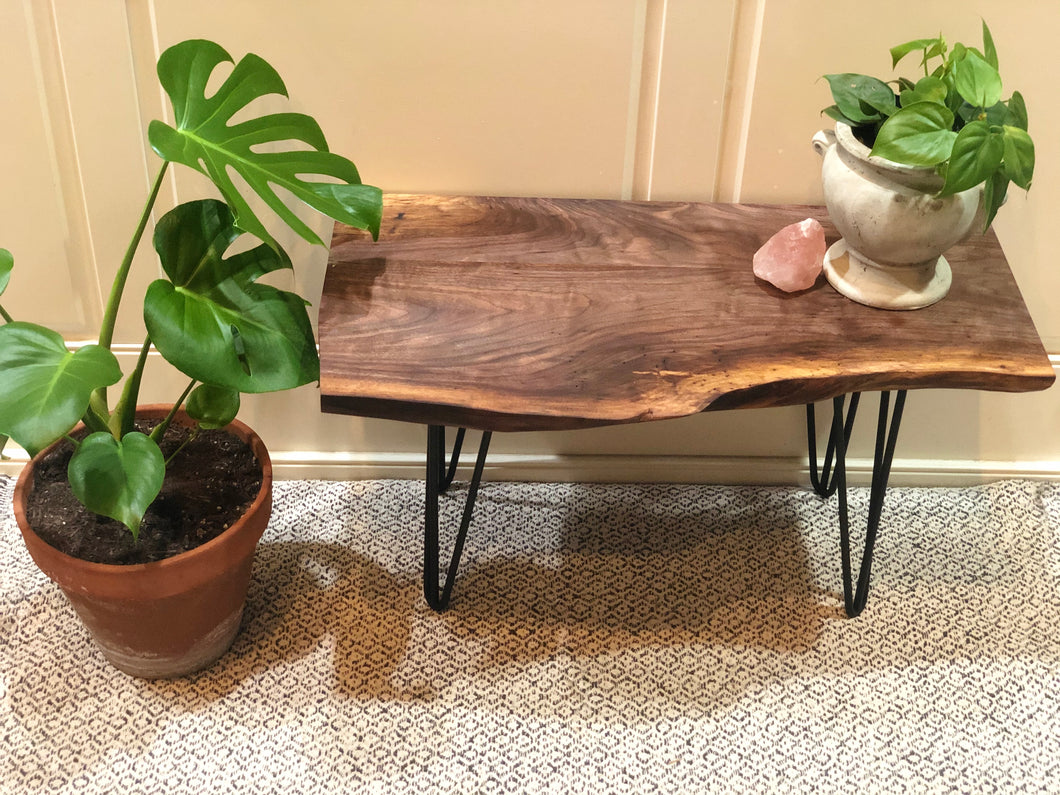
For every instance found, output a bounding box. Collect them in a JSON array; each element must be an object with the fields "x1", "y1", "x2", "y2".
[{"x1": 319, "y1": 194, "x2": 1054, "y2": 432}]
